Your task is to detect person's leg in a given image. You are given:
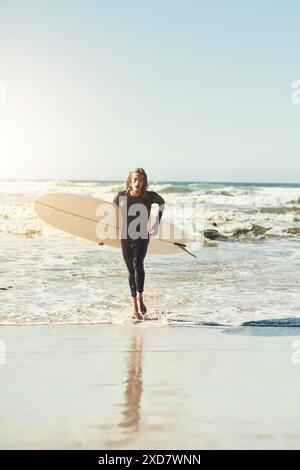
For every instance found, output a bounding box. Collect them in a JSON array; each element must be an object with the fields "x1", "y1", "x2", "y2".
[
  {"x1": 121, "y1": 239, "x2": 139, "y2": 317},
  {"x1": 133, "y1": 238, "x2": 150, "y2": 314}
]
